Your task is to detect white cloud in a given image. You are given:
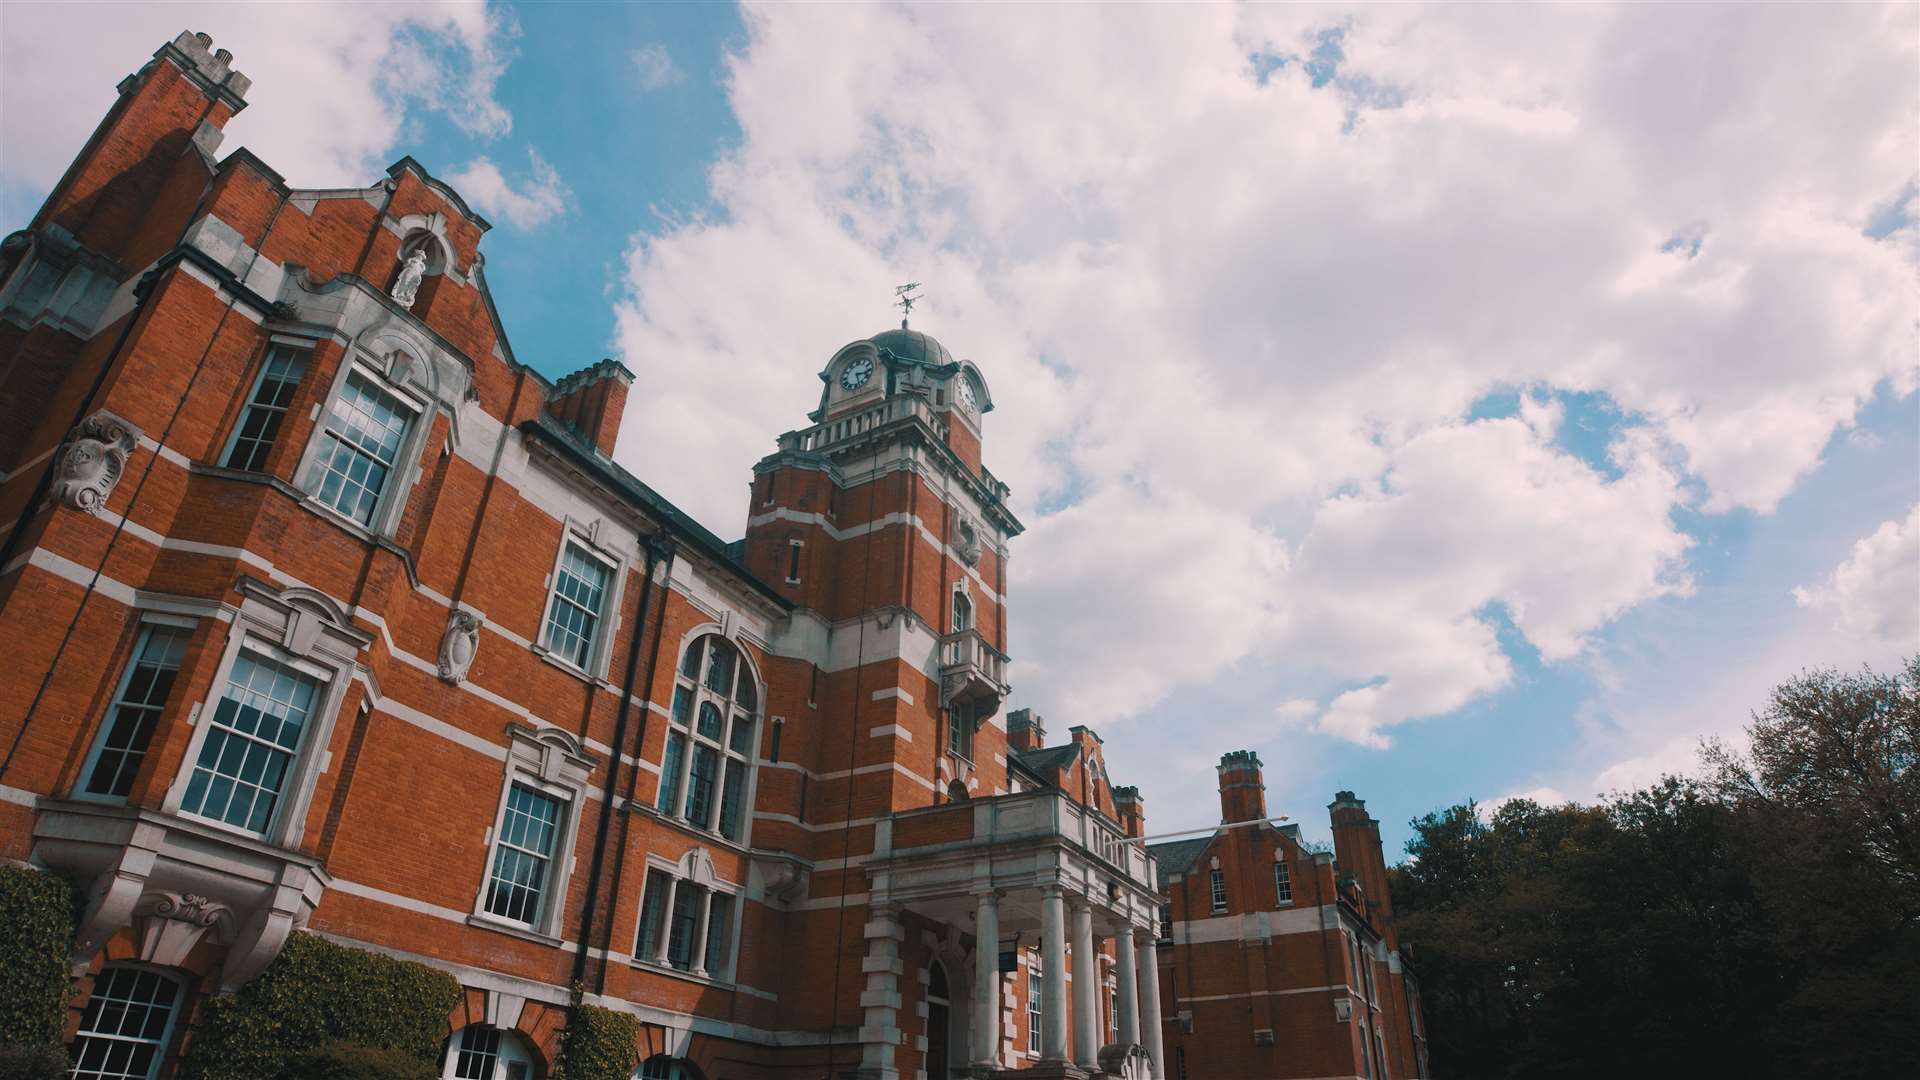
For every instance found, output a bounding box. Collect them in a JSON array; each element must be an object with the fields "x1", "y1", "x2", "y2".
[
  {"x1": 0, "y1": 1, "x2": 518, "y2": 191},
  {"x1": 1481, "y1": 786, "x2": 1571, "y2": 818},
  {"x1": 605, "y1": 2, "x2": 1912, "y2": 789},
  {"x1": 1794, "y1": 505, "x2": 1920, "y2": 649},
  {"x1": 631, "y1": 44, "x2": 682, "y2": 91},
  {"x1": 445, "y1": 148, "x2": 572, "y2": 230}
]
